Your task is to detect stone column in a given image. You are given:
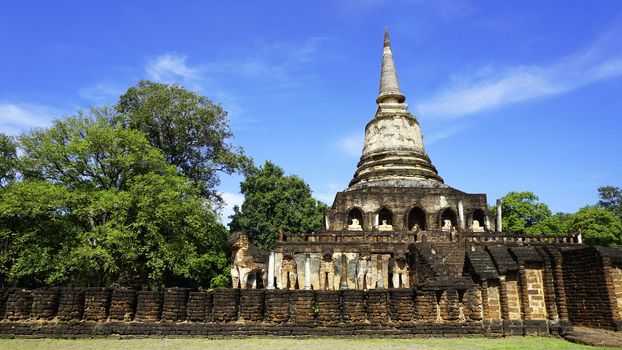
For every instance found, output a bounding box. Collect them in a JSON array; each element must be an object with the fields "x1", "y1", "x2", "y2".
[
  {"x1": 267, "y1": 252, "x2": 275, "y2": 289},
  {"x1": 340, "y1": 254, "x2": 348, "y2": 290},
  {"x1": 304, "y1": 254, "x2": 312, "y2": 290},
  {"x1": 458, "y1": 200, "x2": 465, "y2": 230},
  {"x1": 496, "y1": 199, "x2": 503, "y2": 232}
]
